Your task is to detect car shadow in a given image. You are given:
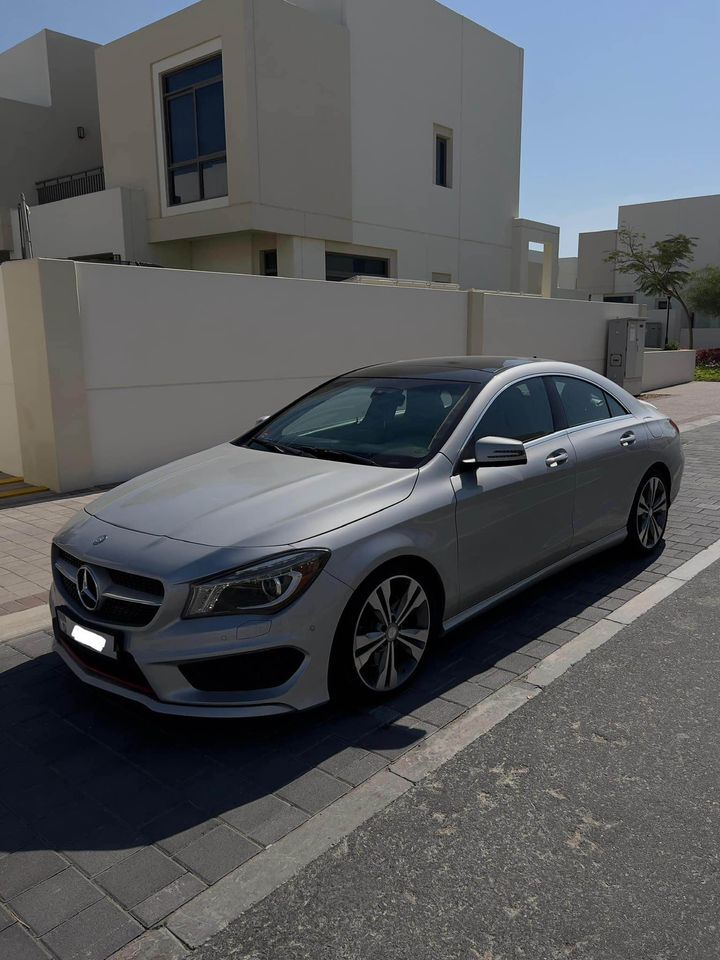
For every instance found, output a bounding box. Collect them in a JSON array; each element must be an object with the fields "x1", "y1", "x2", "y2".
[{"x1": 0, "y1": 541, "x2": 670, "y2": 867}]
